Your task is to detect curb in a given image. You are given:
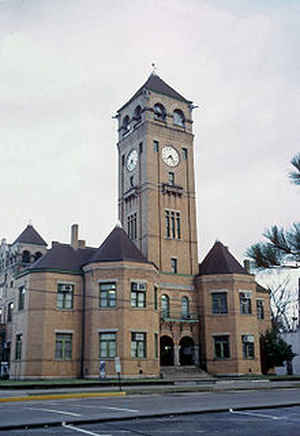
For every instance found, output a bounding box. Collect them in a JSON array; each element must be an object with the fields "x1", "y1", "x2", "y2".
[
  {"x1": 1, "y1": 401, "x2": 300, "y2": 432},
  {"x1": 0, "y1": 391, "x2": 126, "y2": 403}
]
